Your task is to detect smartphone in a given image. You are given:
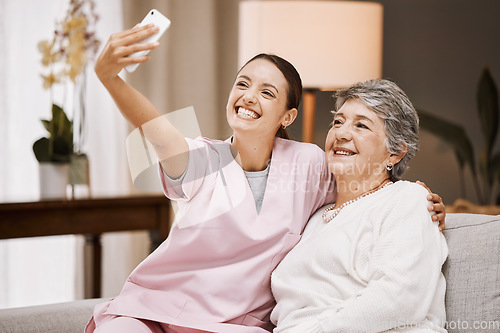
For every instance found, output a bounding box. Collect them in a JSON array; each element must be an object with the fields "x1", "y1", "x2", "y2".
[{"x1": 125, "y1": 9, "x2": 171, "y2": 72}]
